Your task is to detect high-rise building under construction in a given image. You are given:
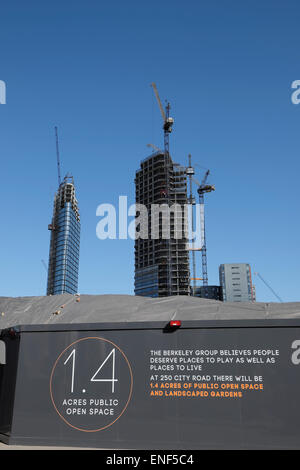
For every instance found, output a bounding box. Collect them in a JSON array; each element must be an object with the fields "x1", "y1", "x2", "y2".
[
  {"x1": 134, "y1": 151, "x2": 190, "y2": 297},
  {"x1": 47, "y1": 176, "x2": 80, "y2": 295}
]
